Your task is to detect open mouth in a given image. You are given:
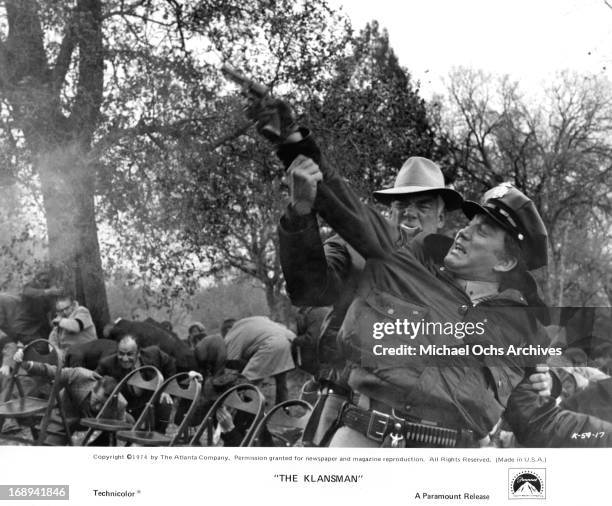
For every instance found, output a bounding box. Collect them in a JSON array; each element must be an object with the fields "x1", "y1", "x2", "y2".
[
  {"x1": 400, "y1": 219, "x2": 420, "y2": 230},
  {"x1": 452, "y1": 241, "x2": 467, "y2": 254},
  {"x1": 400, "y1": 224, "x2": 421, "y2": 237}
]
